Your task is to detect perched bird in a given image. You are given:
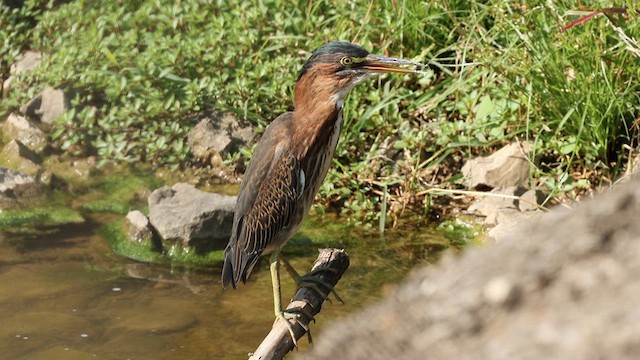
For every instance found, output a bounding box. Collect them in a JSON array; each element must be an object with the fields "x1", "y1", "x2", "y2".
[{"x1": 222, "y1": 41, "x2": 424, "y2": 338}]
